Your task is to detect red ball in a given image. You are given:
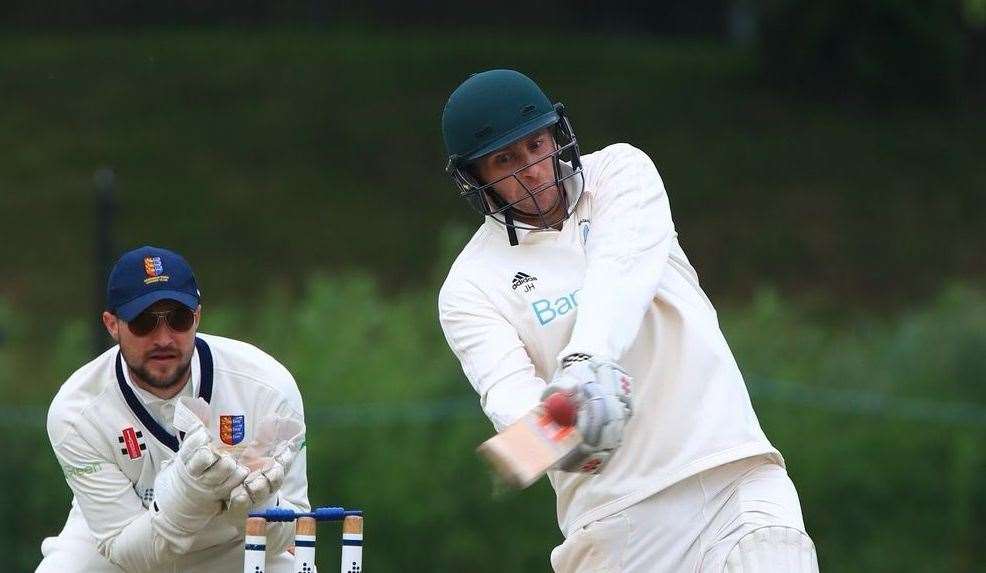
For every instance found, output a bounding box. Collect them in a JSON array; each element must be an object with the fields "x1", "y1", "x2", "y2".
[{"x1": 544, "y1": 392, "x2": 577, "y2": 427}]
